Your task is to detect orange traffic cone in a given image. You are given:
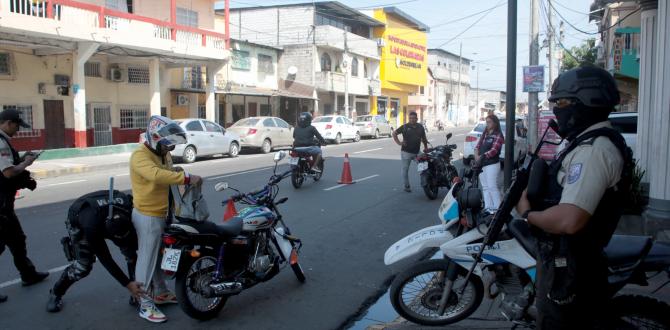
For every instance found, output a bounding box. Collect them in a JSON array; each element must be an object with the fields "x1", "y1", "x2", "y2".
[
  {"x1": 223, "y1": 199, "x2": 238, "y2": 222},
  {"x1": 338, "y1": 153, "x2": 355, "y2": 184}
]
